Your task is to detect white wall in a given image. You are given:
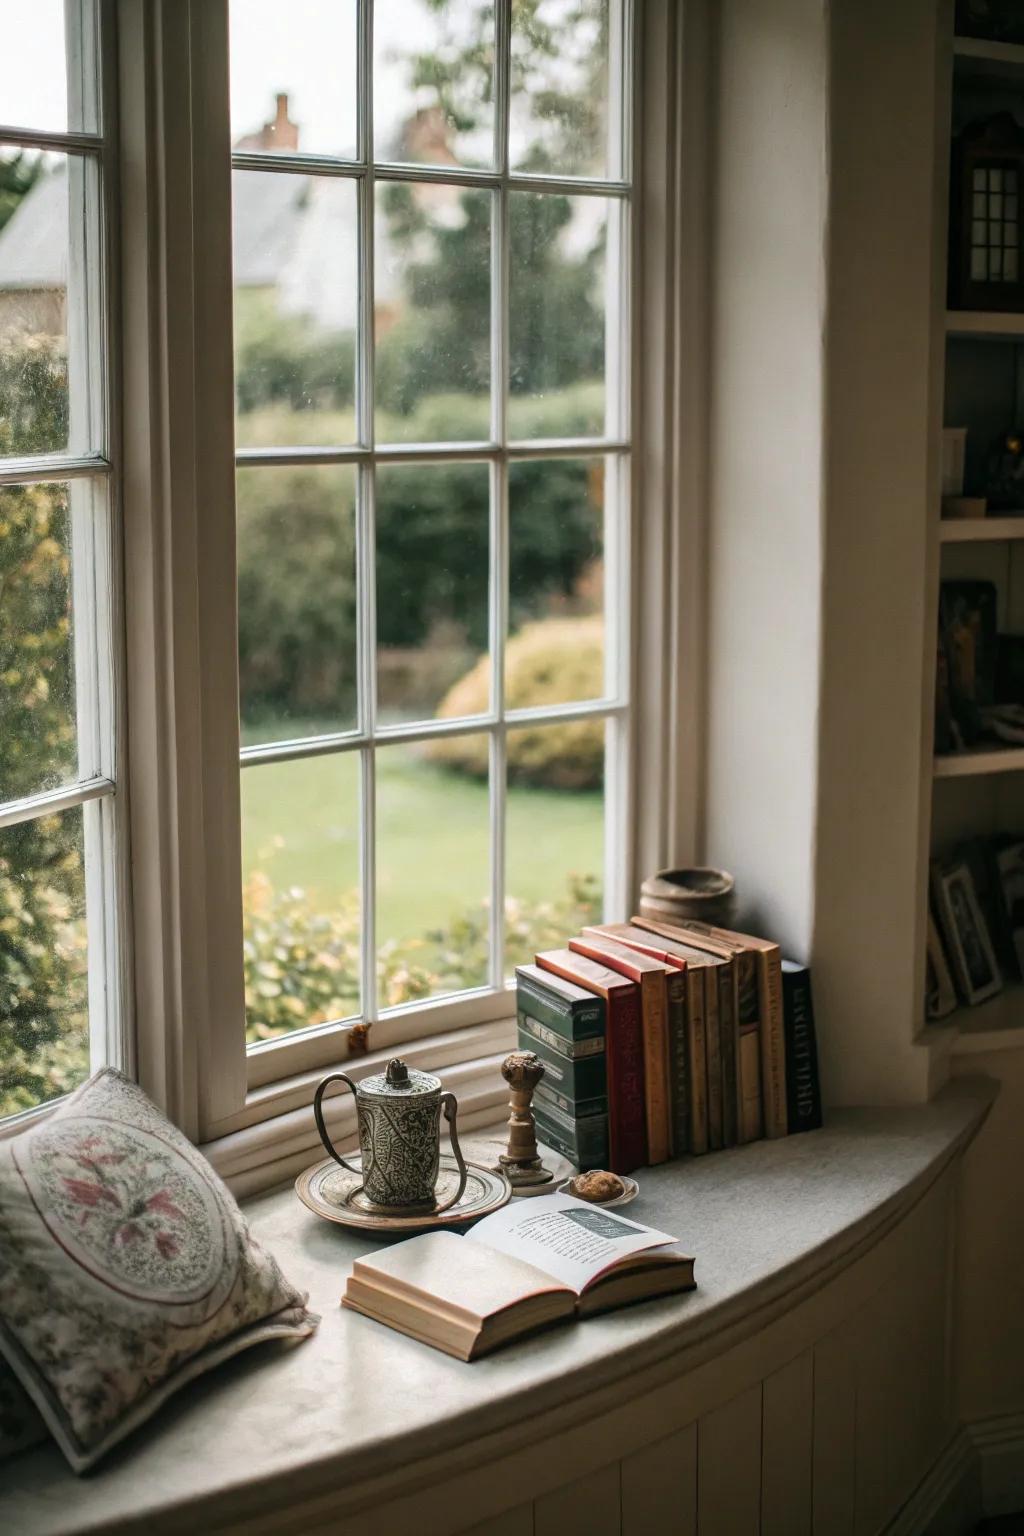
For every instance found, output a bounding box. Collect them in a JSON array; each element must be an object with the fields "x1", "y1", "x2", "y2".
[{"x1": 704, "y1": 0, "x2": 944, "y2": 1107}]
